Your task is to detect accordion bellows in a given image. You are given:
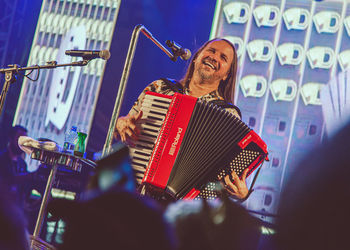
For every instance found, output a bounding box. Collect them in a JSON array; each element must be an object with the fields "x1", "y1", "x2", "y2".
[{"x1": 129, "y1": 92, "x2": 268, "y2": 200}]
